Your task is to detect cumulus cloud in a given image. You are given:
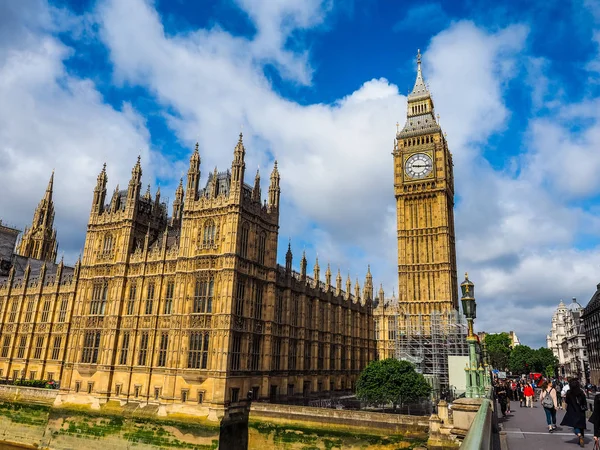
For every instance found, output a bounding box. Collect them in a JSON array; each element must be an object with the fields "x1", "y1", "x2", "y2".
[{"x1": 0, "y1": 0, "x2": 153, "y2": 262}]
